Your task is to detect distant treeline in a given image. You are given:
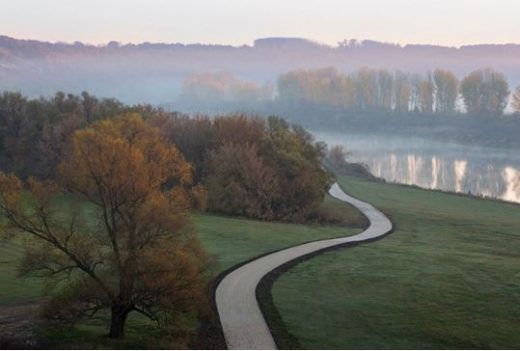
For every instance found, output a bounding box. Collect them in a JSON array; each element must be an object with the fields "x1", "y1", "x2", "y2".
[
  {"x1": 277, "y1": 67, "x2": 513, "y2": 115},
  {"x1": 6, "y1": 35, "x2": 520, "y2": 105},
  {"x1": 177, "y1": 67, "x2": 520, "y2": 116},
  {"x1": 179, "y1": 71, "x2": 273, "y2": 106}
]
